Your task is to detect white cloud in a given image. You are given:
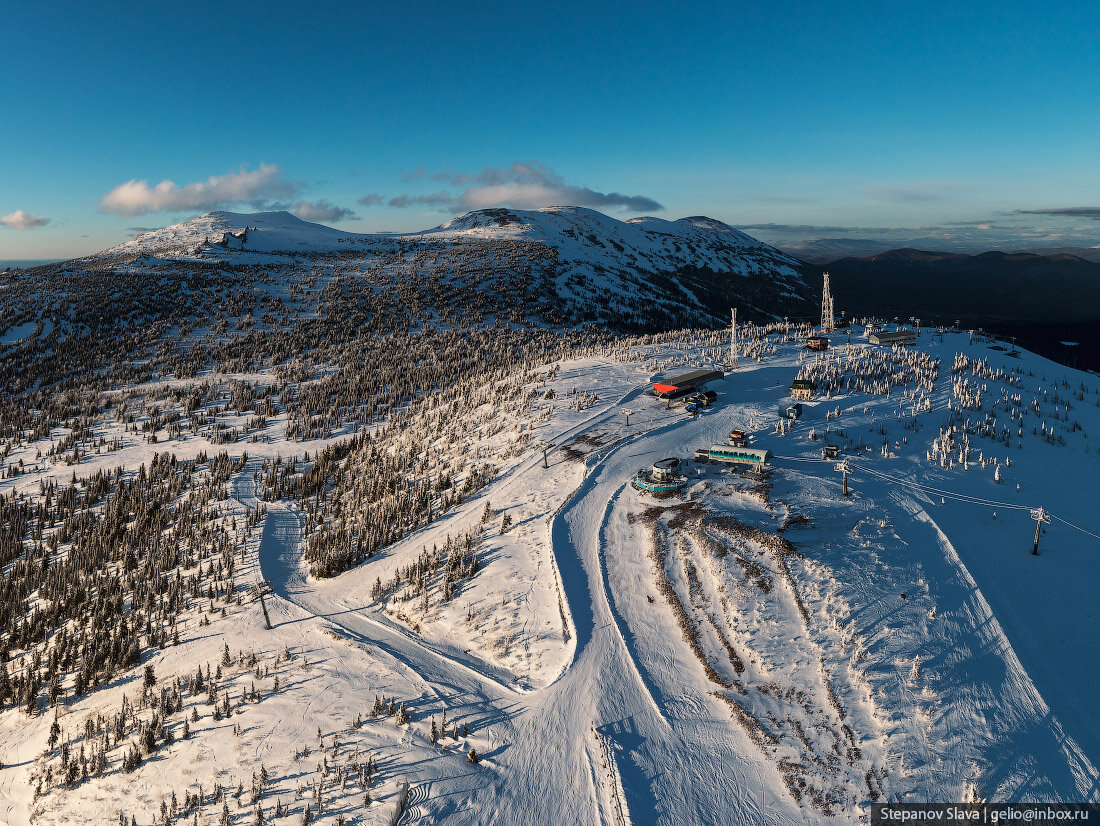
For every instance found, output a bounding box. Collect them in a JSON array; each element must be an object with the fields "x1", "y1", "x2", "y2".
[
  {"x1": 387, "y1": 161, "x2": 663, "y2": 213},
  {"x1": 291, "y1": 200, "x2": 358, "y2": 223},
  {"x1": 1, "y1": 209, "x2": 50, "y2": 230},
  {"x1": 99, "y1": 163, "x2": 301, "y2": 216}
]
